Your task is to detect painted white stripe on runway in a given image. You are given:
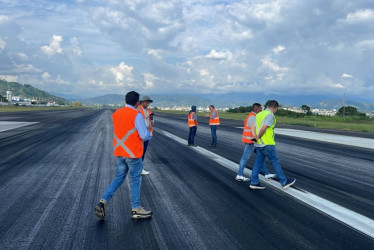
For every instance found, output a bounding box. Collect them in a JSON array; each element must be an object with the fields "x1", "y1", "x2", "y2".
[
  {"x1": 236, "y1": 127, "x2": 374, "y2": 150},
  {"x1": 0, "y1": 121, "x2": 38, "y2": 132},
  {"x1": 156, "y1": 128, "x2": 374, "y2": 239}
]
